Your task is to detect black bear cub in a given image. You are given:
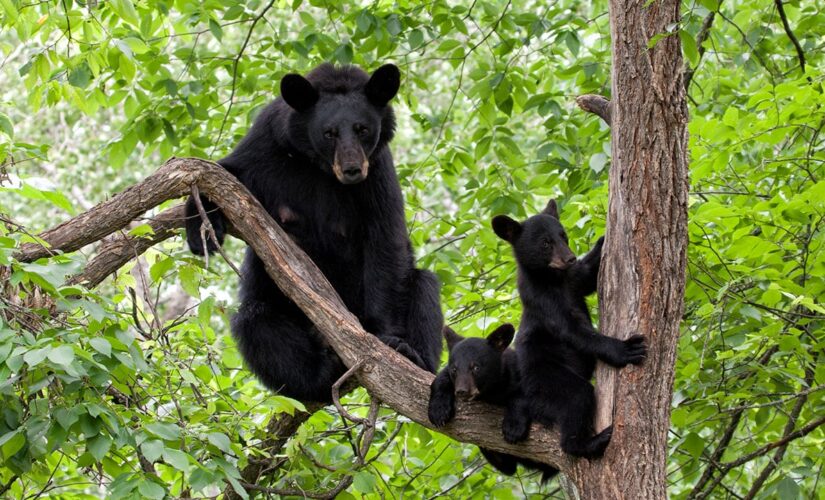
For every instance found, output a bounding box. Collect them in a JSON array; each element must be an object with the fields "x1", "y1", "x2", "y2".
[
  {"x1": 428, "y1": 324, "x2": 558, "y2": 481},
  {"x1": 184, "y1": 63, "x2": 443, "y2": 402},
  {"x1": 492, "y1": 199, "x2": 646, "y2": 459}
]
